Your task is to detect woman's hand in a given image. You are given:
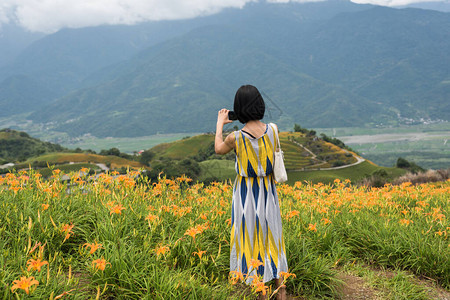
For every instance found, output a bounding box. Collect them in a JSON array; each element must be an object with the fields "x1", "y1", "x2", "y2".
[
  {"x1": 215, "y1": 109, "x2": 235, "y2": 155},
  {"x1": 217, "y1": 109, "x2": 233, "y2": 126}
]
